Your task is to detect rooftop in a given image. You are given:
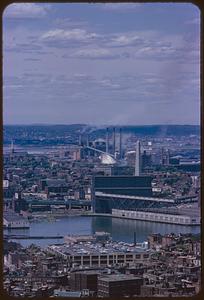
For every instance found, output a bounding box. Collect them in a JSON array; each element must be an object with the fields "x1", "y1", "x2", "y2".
[
  {"x1": 98, "y1": 274, "x2": 141, "y2": 282},
  {"x1": 47, "y1": 240, "x2": 150, "y2": 256},
  {"x1": 3, "y1": 211, "x2": 28, "y2": 222}
]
